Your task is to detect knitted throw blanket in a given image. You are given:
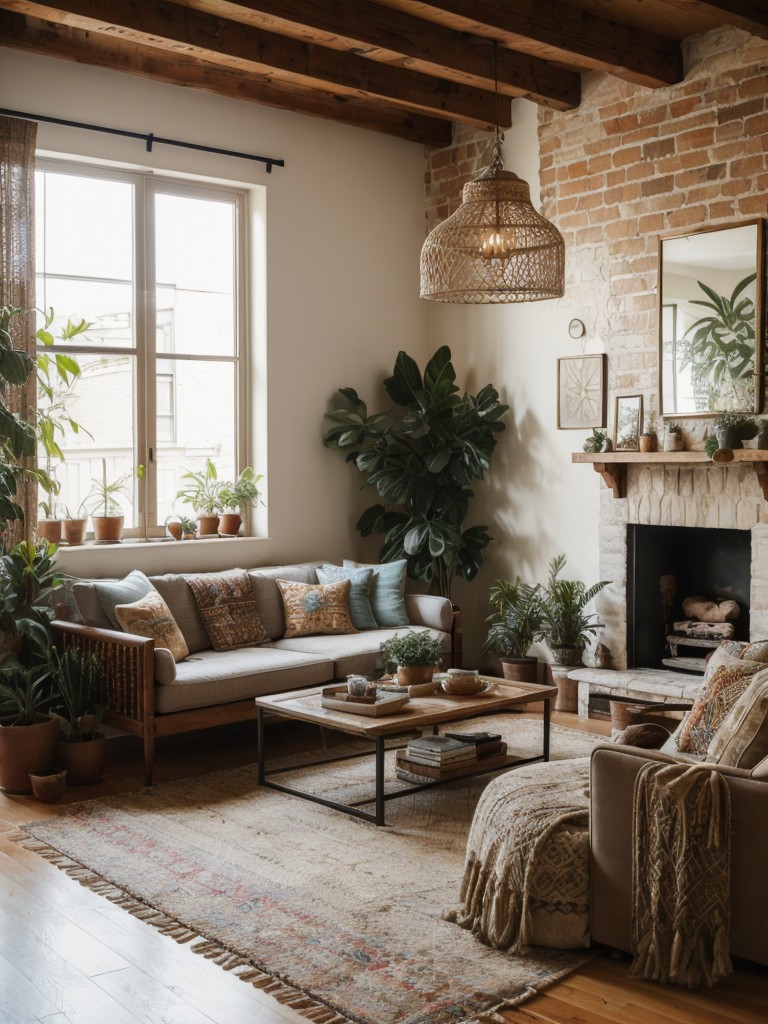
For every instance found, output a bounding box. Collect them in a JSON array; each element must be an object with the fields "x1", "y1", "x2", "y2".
[
  {"x1": 630, "y1": 761, "x2": 732, "y2": 988},
  {"x1": 446, "y1": 758, "x2": 591, "y2": 953}
]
